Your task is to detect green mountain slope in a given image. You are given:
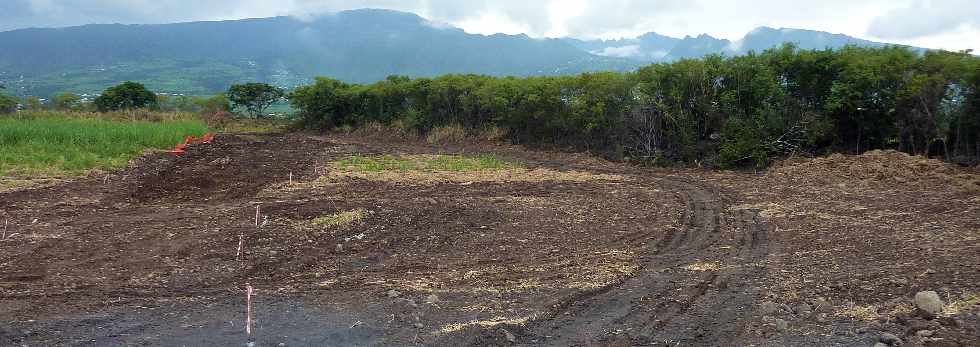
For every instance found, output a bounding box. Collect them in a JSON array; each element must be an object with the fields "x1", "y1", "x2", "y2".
[{"x1": 0, "y1": 9, "x2": 637, "y2": 97}]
